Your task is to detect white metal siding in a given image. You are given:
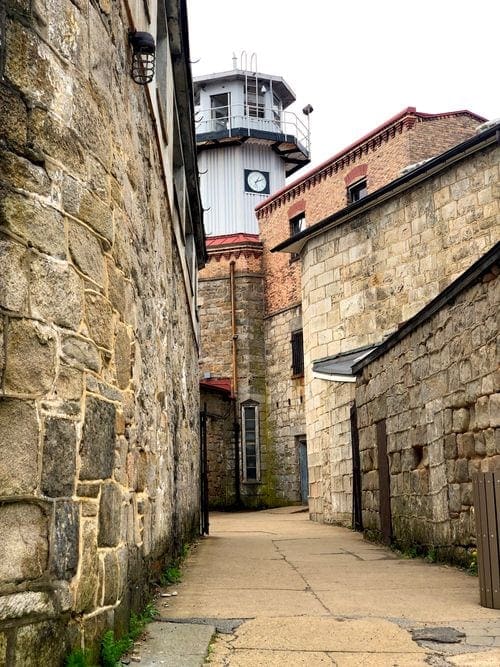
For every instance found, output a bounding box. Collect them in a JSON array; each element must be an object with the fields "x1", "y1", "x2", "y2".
[{"x1": 199, "y1": 144, "x2": 286, "y2": 236}]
